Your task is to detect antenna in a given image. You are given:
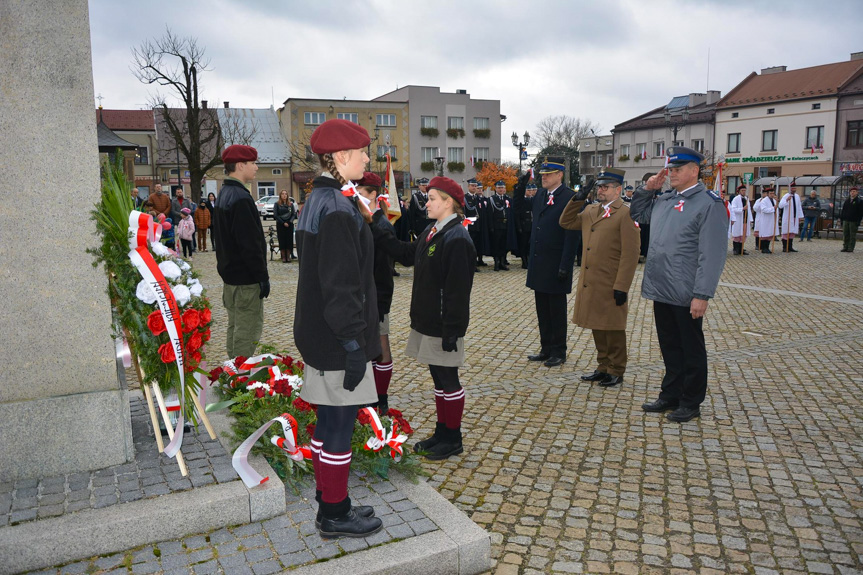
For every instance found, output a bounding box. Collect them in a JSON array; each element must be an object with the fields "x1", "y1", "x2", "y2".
[
  {"x1": 706, "y1": 47, "x2": 710, "y2": 91},
  {"x1": 271, "y1": 86, "x2": 274, "y2": 108}
]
